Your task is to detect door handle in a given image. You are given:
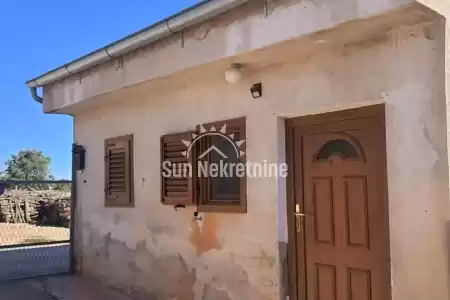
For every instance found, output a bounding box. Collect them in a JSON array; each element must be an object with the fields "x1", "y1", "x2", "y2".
[
  {"x1": 294, "y1": 205, "x2": 311, "y2": 232},
  {"x1": 294, "y1": 213, "x2": 307, "y2": 232},
  {"x1": 294, "y1": 213, "x2": 313, "y2": 232},
  {"x1": 294, "y1": 212, "x2": 314, "y2": 217}
]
